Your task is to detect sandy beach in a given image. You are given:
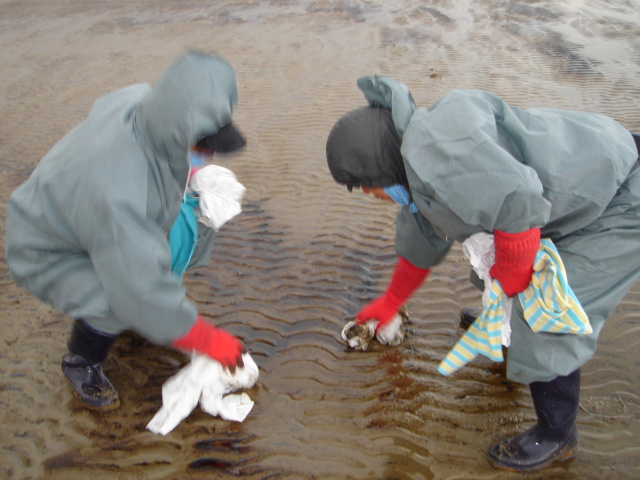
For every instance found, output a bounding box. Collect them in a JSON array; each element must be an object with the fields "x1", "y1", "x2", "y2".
[{"x1": 1, "y1": 1, "x2": 640, "y2": 479}]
